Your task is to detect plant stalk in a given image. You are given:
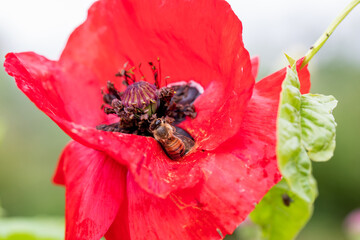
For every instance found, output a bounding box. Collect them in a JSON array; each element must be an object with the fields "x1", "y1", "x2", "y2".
[{"x1": 301, "y1": 0, "x2": 360, "y2": 68}]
